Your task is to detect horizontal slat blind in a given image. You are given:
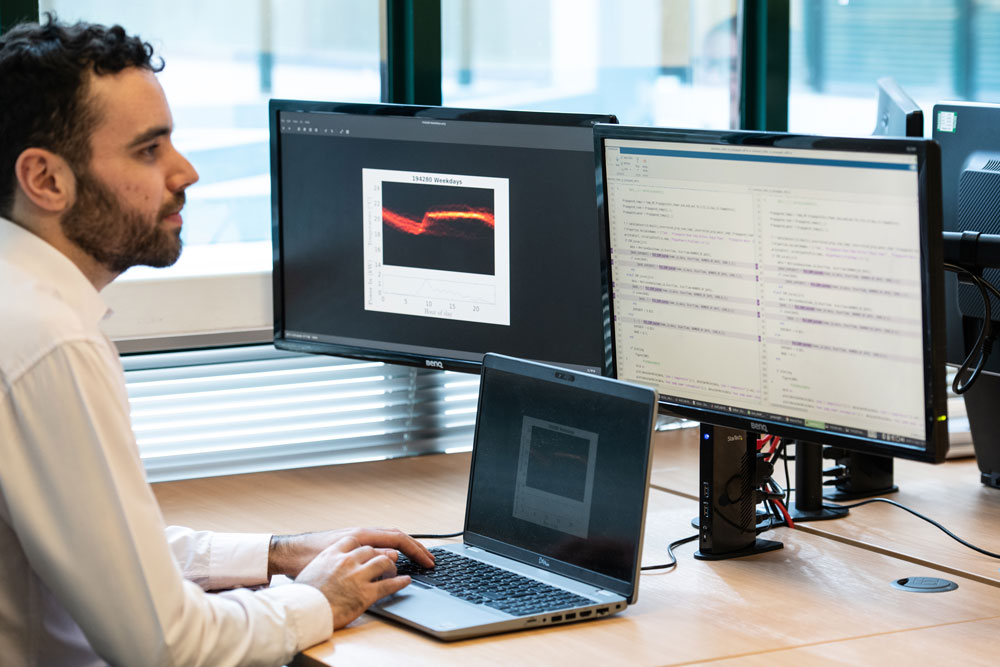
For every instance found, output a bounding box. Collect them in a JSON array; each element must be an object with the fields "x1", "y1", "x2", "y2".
[{"x1": 122, "y1": 345, "x2": 479, "y2": 482}]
